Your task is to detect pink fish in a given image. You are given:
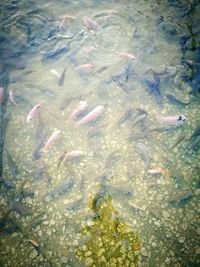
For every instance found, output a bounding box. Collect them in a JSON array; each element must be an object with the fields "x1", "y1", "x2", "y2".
[
  {"x1": 9, "y1": 90, "x2": 17, "y2": 105},
  {"x1": 82, "y1": 16, "x2": 100, "y2": 30},
  {"x1": 59, "y1": 15, "x2": 76, "y2": 28},
  {"x1": 77, "y1": 105, "x2": 104, "y2": 125},
  {"x1": 155, "y1": 114, "x2": 187, "y2": 126},
  {"x1": 63, "y1": 150, "x2": 83, "y2": 161},
  {"x1": 43, "y1": 130, "x2": 61, "y2": 151},
  {"x1": 76, "y1": 63, "x2": 95, "y2": 71},
  {"x1": 26, "y1": 101, "x2": 44, "y2": 123},
  {"x1": 83, "y1": 46, "x2": 97, "y2": 54},
  {"x1": 117, "y1": 51, "x2": 136, "y2": 60},
  {"x1": 57, "y1": 150, "x2": 83, "y2": 168},
  {"x1": 0, "y1": 87, "x2": 3, "y2": 104},
  {"x1": 69, "y1": 101, "x2": 88, "y2": 120}
]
